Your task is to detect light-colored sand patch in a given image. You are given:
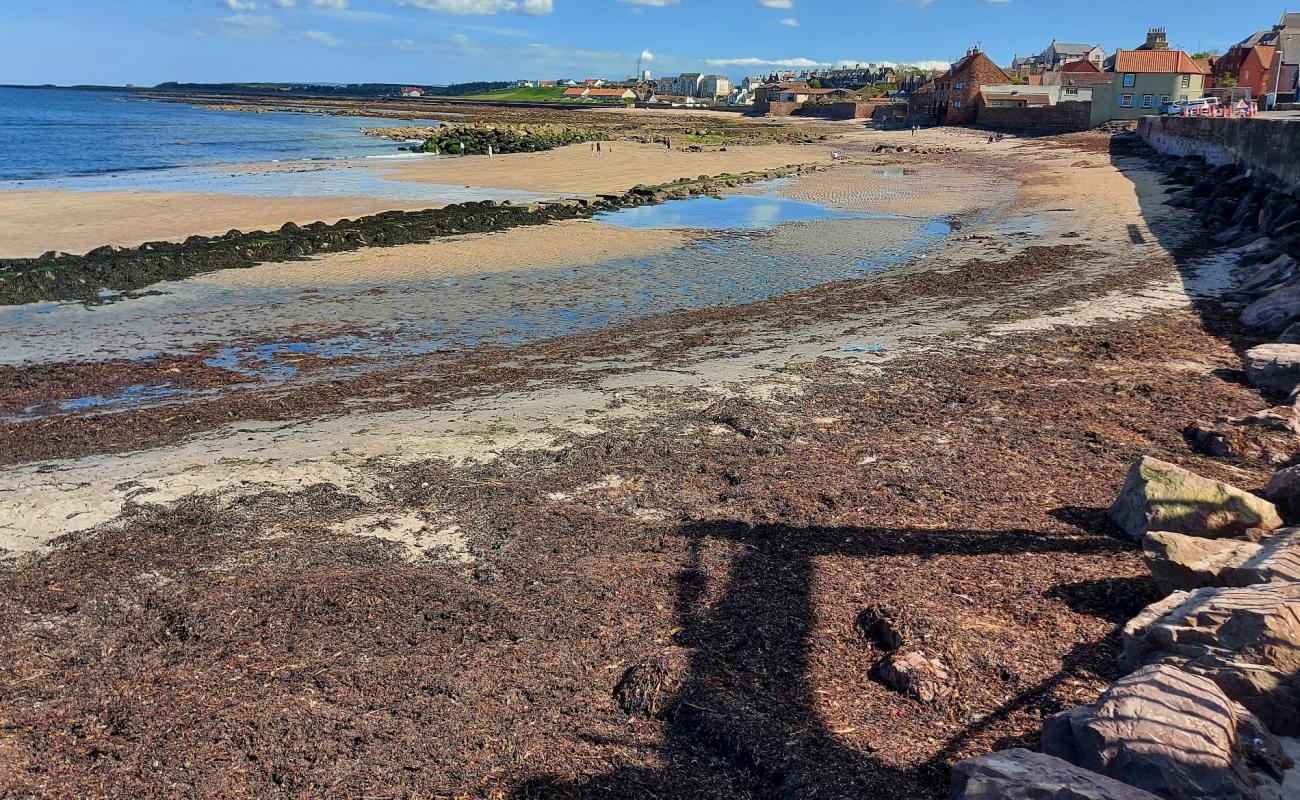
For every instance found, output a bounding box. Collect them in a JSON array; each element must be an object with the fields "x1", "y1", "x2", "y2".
[
  {"x1": 333, "y1": 512, "x2": 473, "y2": 562},
  {"x1": 380, "y1": 141, "x2": 829, "y2": 196},
  {"x1": 0, "y1": 190, "x2": 412, "y2": 259},
  {"x1": 205, "y1": 219, "x2": 692, "y2": 288}
]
